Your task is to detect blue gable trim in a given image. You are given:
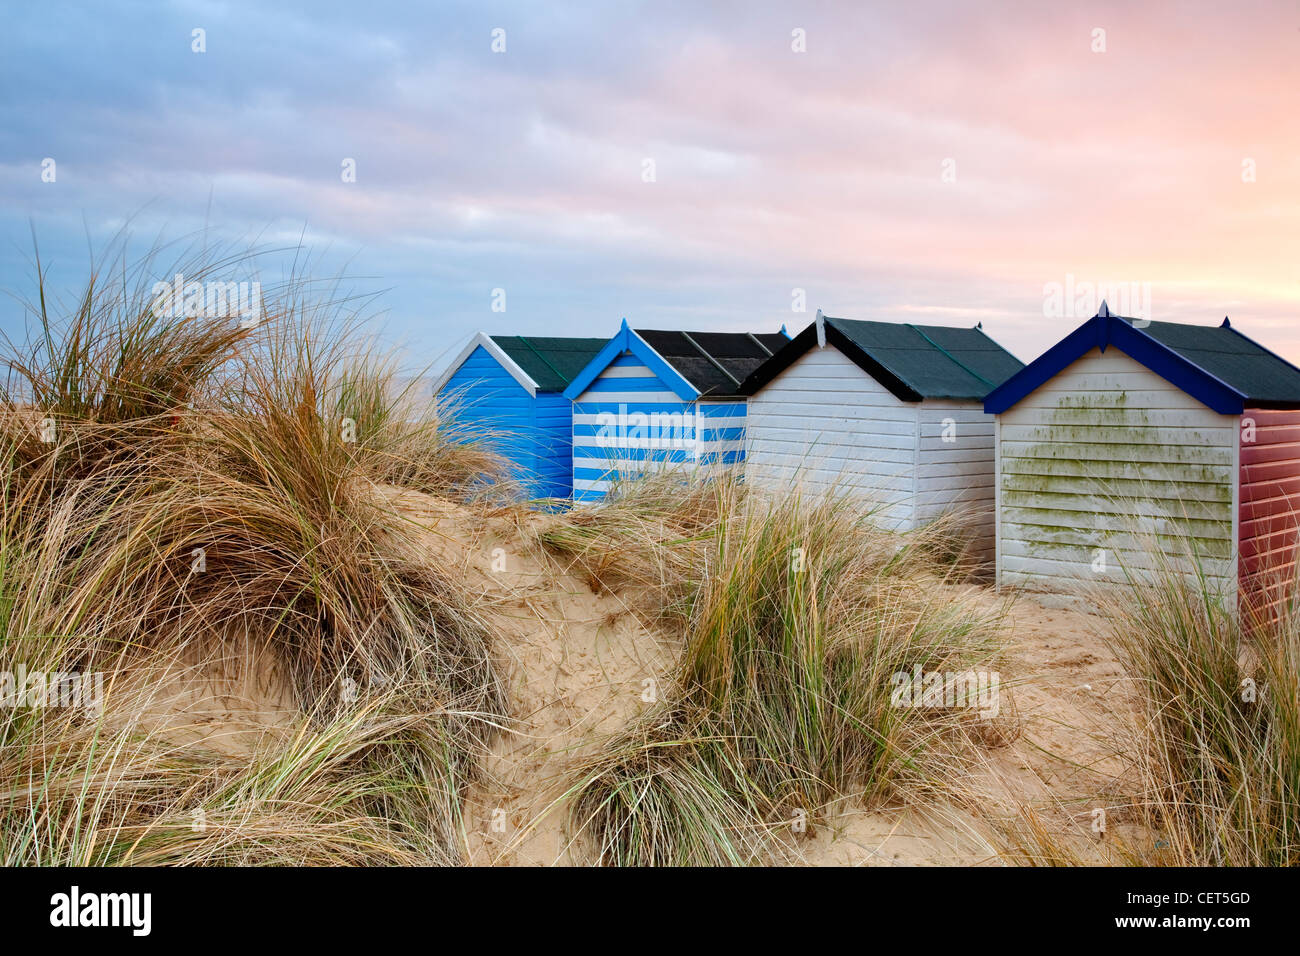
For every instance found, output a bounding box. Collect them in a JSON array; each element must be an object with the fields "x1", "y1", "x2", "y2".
[
  {"x1": 562, "y1": 318, "x2": 699, "y2": 402},
  {"x1": 984, "y1": 312, "x2": 1249, "y2": 415}
]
